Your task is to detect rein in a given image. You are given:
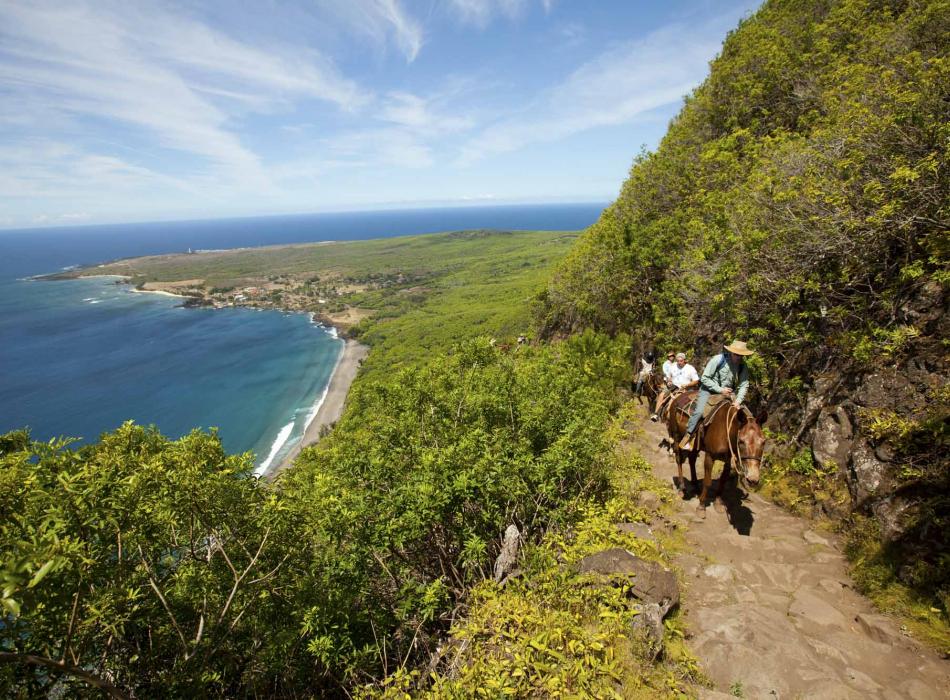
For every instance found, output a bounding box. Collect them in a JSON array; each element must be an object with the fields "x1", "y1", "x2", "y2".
[{"x1": 725, "y1": 405, "x2": 761, "y2": 478}]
